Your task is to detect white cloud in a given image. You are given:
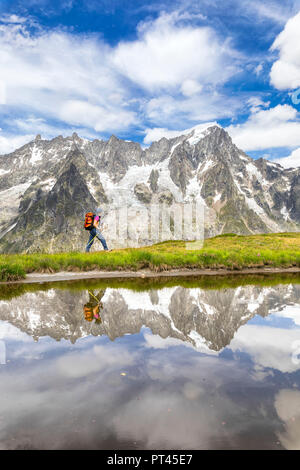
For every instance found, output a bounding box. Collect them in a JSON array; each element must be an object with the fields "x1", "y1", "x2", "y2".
[
  {"x1": 254, "y1": 63, "x2": 263, "y2": 76},
  {"x1": 0, "y1": 132, "x2": 35, "y2": 154},
  {"x1": 230, "y1": 324, "x2": 300, "y2": 373},
  {"x1": 181, "y1": 79, "x2": 203, "y2": 97},
  {"x1": 143, "y1": 121, "x2": 218, "y2": 144},
  {"x1": 272, "y1": 305, "x2": 300, "y2": 325},
  {"x1": 143, "y1": 333, "x2": 188, "y2": 349},
  {"x1": 246, "y1": 97, "x2": 270, "y2": 113},
  {"x1": 9, "y1": 116, "x2": 102, "y2": 141},
  {"x1": 59, "y1": 100, "x2": 137, "y2": 132},
  {"x1": 245, "y1": 1, "x2": 291, "y2": 25},
  {"x1": 226, "y1": 104, "x2": 300, "y2": 151},
  {"x1": 0, "y1": 116, "x2": 103, "y2": 155},
  {"x1": 145, "y1": 91, "x2": 239, "y2": 129},
  {"x1": 270, "y1": 11, "x2": 300, "y2": 90},
  {"x1": 143, "y1": 331, "x2": 218, "y2": 355},
  {"x1": 0, "y1": 321, "x2": 31, "y2": 341},
  {"x1": 0, "y1": 14, "x2": 27, "y2": 24},
  {"x1": 0, "y1": 11, "x2": 244, "y2": 148},
  {"x1": 275, "y1": 147, "x2": 300, "y2": 168},
  {"x1": 0, "y1": 19, "x2": 136, "y2": 134},
  {"x1": 0, "y1": 330, "x2": 250, "y2": 451},
  {"x1": 275, "y1": 389, "x2": 300, "y2": 450},
  {"x1": 56, "y1": 344, "x2": 135, "y2": 378},
  {"x1": 112, "y1": 11, "x2": 240, "y2": 92}
]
